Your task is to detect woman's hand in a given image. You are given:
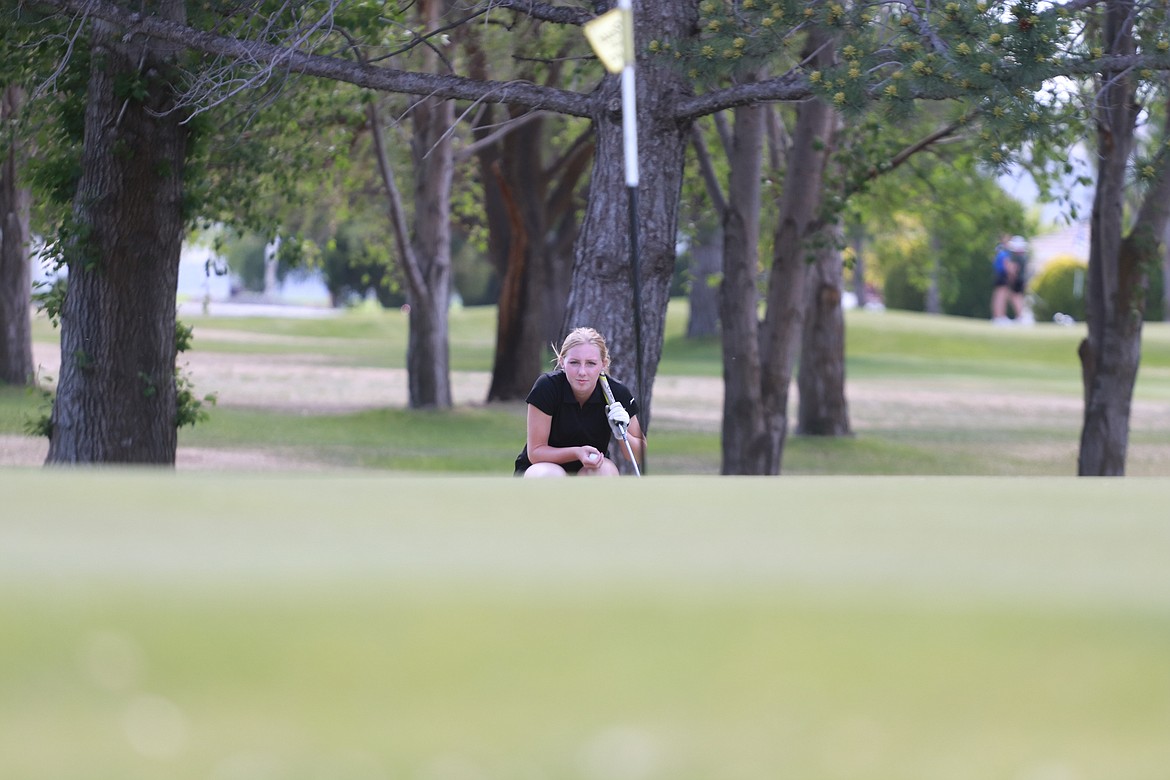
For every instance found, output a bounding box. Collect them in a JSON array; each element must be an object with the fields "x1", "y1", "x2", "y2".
[{"x1": 578, "y1": 446, "x2": 604, "y2": 469}]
